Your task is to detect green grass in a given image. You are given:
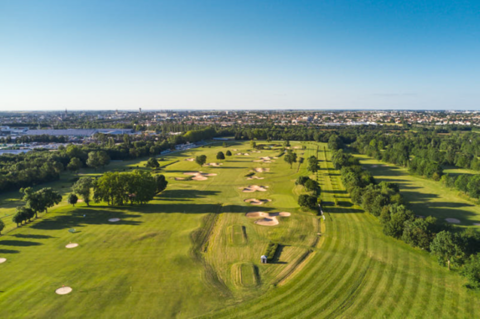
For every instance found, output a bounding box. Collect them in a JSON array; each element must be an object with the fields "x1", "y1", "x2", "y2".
[
  {"x1": 1, "y1": 142, "x2": 479, "y2": 318},
  {"x1": 353, "y1": 154, "x2": 480, "y2": 226},
  {"x1": 0, "y1": 141, "x2": 318, "y2": 318}
]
